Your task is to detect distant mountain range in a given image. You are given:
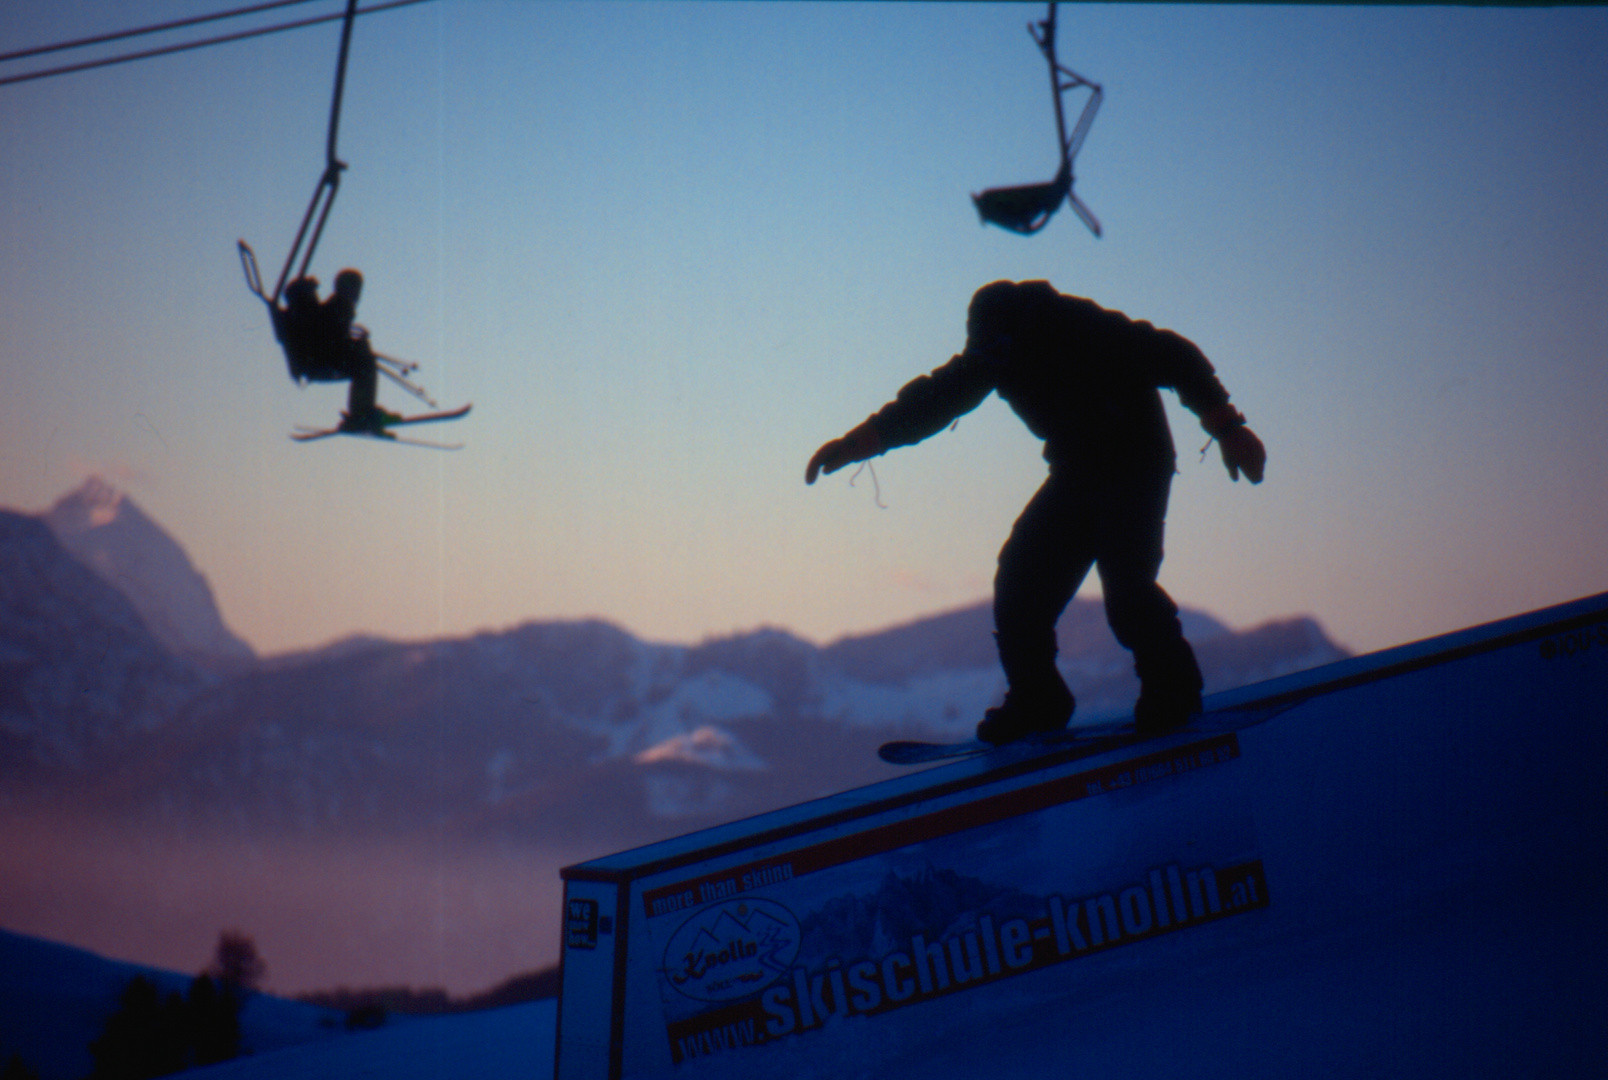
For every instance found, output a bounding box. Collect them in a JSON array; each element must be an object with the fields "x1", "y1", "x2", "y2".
[
  {"x1": 0, "y1": 478, "x2": 1348, "y2": 996},
  {"x1": 2, "y1": 477, "x2": 1349, "y2": 848}
]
